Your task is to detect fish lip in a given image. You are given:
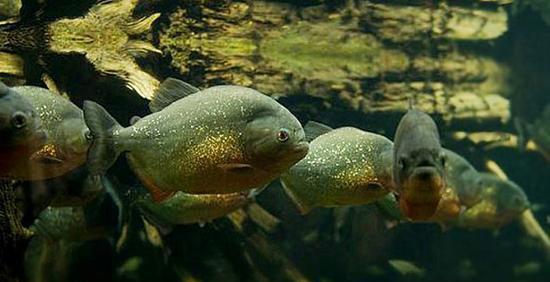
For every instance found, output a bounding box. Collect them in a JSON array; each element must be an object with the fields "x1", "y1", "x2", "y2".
[
  {"x1": 410, "y1": 166, "x2": 442, "y2": 180},
  {"x1": 293, "y1": 141, "x2": 309, "y2": 155}
]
